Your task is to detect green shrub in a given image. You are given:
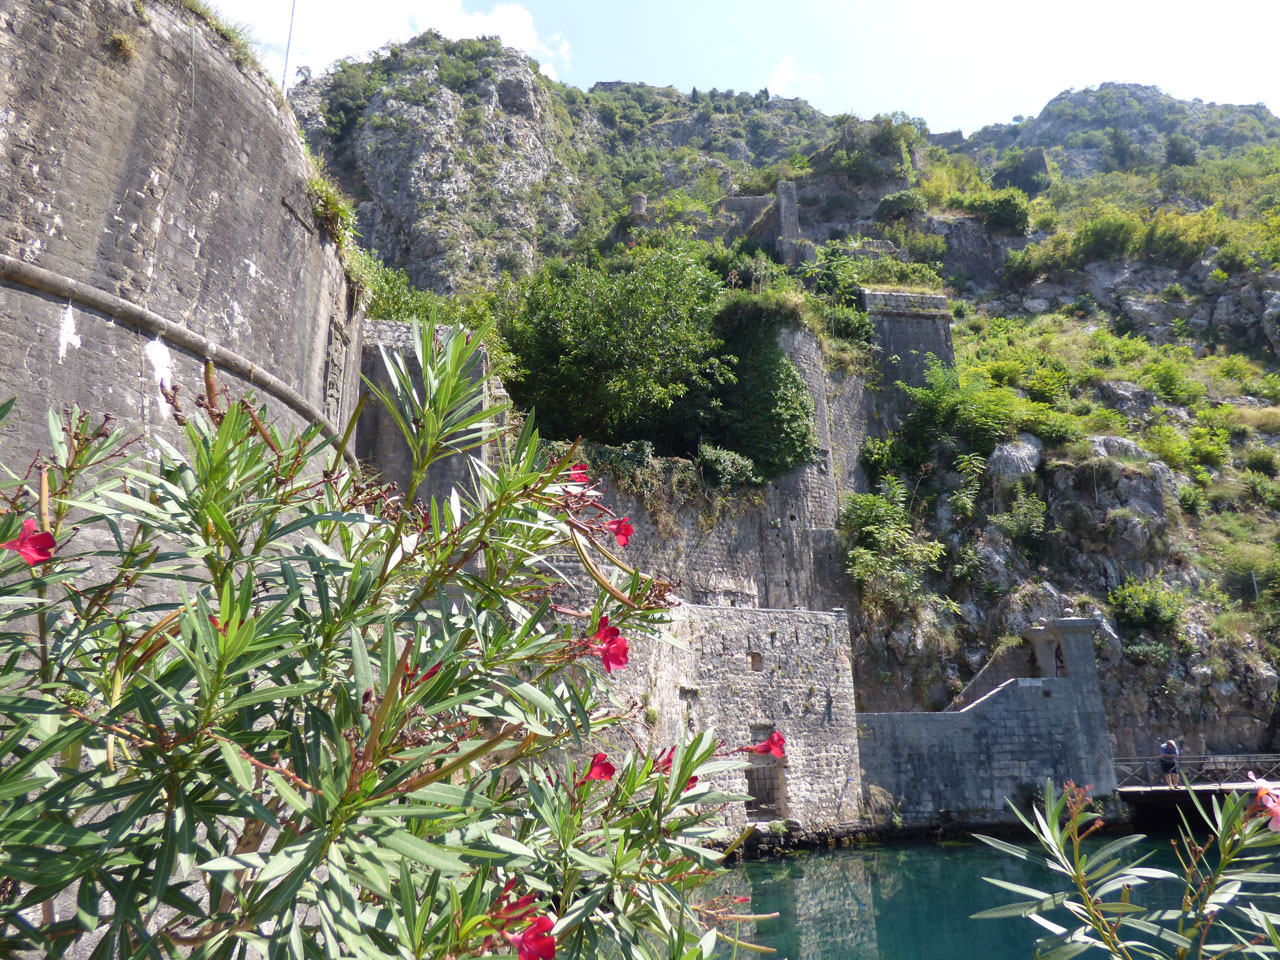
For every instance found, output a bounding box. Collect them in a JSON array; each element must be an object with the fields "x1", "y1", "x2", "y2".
[
  {"x1": 1002, "y1": 233, "x2": 1075, "y2": 286},
  {"x1": 306, "y1": 163, "x2": 358, "y2": 253},
  {"x1": 695, "y1": 442, "x2": 760, "y2": 488},
  {"x1": 1109, "y1": 576, "x2": 1185, "y2": 632},
  {"x1": 499, "y1": 241, "x2": 728, "y2": 444},
  {"x1": 899, "y1": 359, "x2": 1079, "y2": 458},
  {"x1": 989, "y1": 483, "x2": 1048, "y2": 546},
  {"x1": 952, "y1": 188, "x2": 1031, "y2": 234},
  {"x1": 108, "y1": 30, "x2": 136, "y2": 61},
  {"x1": 1161, "y1": 282, "x2": 1189, "y2": 302},
  {"x1": 859, "y1": 435, "x2": 902, "y2": 482},
  {"x1": 875, "y1": 189, "x2": 927, "y2": 222},
  {"x1": 708, "y1": 293, "x2": 821, "y2": 478},
  {"x1": 1244, "y1": 445, "x2": 1280, "y2": 476},
  {"x1": 1188, "y1": 425, "x2": 1230, "y2": 467},
  {"x1": 1070, "y1": 206, "x2": 1143, "y2": 263},
  {"x1": 1144, "y1": 424, "x2": 1192, "y2": 470},
  {"x1": 1141, "y1": 355, "x2": 1206, "y2": 405},
  {"x1": 1177, "y1": 483, "x2": 1205, "y2": 515},
  {"x1": 1142, "y1": 209, "x2": 1227, "y2": 268},
  {"x1": 837, "y1": 476, "x2": 948, "y2": 616},
  {"x1": 880, "y1": 222, "x2": 947, "y2": 263}
]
